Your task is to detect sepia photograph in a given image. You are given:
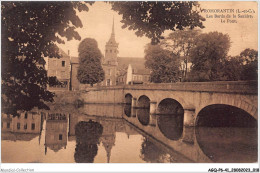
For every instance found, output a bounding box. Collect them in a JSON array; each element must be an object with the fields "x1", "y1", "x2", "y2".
[{"x1": 1, "y1": 0, "x2": 258, "y2": 172}]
